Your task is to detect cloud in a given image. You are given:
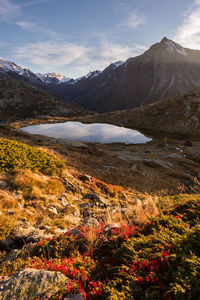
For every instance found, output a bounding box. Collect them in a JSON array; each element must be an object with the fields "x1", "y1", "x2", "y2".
[
  {"x1": 13, "y1": 39, "x2": 147, "y2": 77},
  {"x1": 14, "y1": 41, "x2": 92, "y2": 67},
  {"x1": 174, "y1": 0, "x2": 200, "y2": 49},
  {"x1": 125, "y1": 10, "x2": 145, "y2": 29},
  {"x1": 20, "y1": 0, "x2": 51, "y2": 6},
  {"x1": 0, "y1": 0, "x2": 21, "y2": 21},
  {"x1": 100, "y1": 40, "x2": 146, "y2": 62},
  {"x1": 16, "y1": 21, "x2": 38, "y2": 31}
]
